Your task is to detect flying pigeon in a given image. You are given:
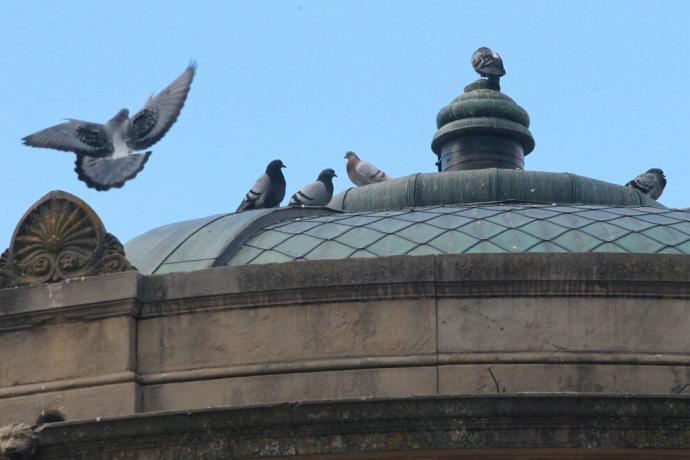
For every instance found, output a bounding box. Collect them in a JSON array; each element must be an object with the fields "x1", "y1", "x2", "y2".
[
  {"x1": 344, "y1": 151, "x2": 391, "y2": 187},
  {"x1": 236, "y1": 159, "x2": 287, "y2": 212},
  {"x1": 625, "y1": 168, "x2": 666, "y2": 200},
  {"x1": 22, "y1": 62, "x2": 197, "y2": 191},
  {"x1": 471, "y1": 47, "x2": 505, "y2": 88},
  {"x1": 288, "y1": 168, "x2": 337, "y2": 207}
]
